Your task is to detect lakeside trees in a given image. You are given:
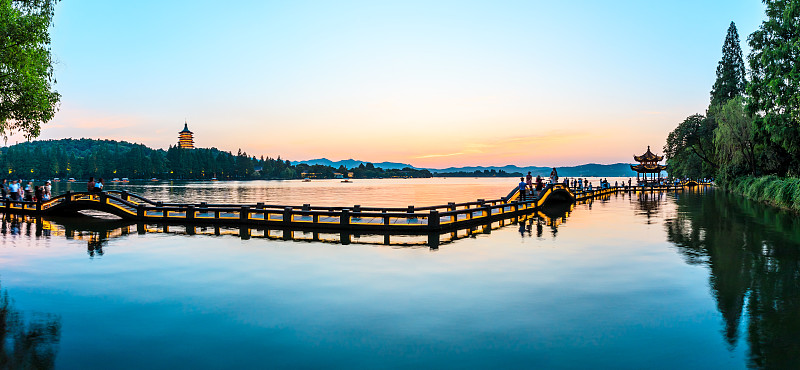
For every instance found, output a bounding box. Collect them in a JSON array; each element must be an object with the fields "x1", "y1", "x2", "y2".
[
  {"x1": 666, "y1": 2, "x2": 800, "y2": 181},
  {"x1": 665, "y1": 22, "x2": 748, "y2": 180},
  {"x1": 747, "y1": 0, "x2": 800, "y2": 176},
  {"x1": 0, "y1": 0, "x2": 61, "y2": 140},
  {"x1": 0, "y1": 138, "x2": 432, "y2": 180}
]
